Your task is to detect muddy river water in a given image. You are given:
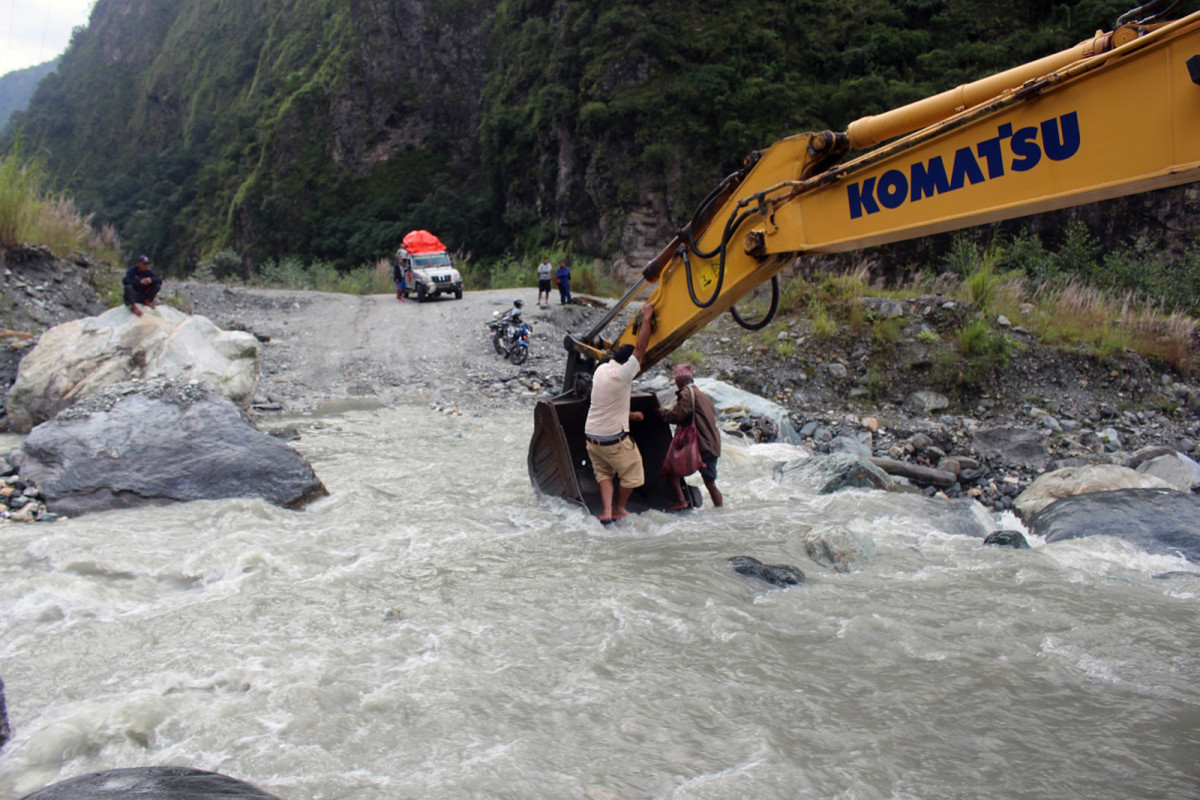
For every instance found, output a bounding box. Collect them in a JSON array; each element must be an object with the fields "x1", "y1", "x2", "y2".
[{"x1": 1, "y1": 404, "x2": 1197, "y2": 799}]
